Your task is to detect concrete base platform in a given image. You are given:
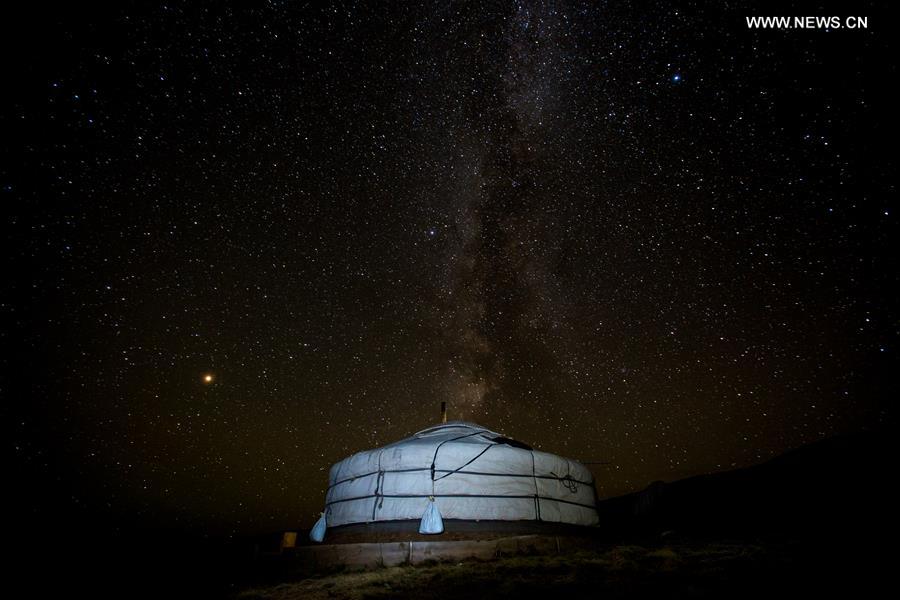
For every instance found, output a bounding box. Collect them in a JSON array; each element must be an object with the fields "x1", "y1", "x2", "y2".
[
  {"x1": 323, "y1": 519, "x2": 601, "y2": 544},
  {"x1": 296, "y1": 533, "x2": 599, "y2": 571}
]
